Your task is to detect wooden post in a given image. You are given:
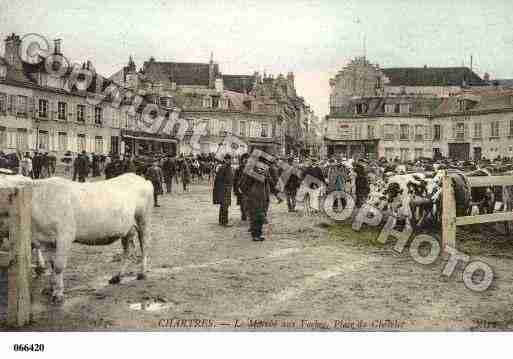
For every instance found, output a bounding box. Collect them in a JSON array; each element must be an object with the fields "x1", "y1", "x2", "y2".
[
  {"x1": 7, "y1": 186, "x2": 32, "y2": 327},
  {"x1": 442, "y1": 173, "x2": 457, "y2": 256}
]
